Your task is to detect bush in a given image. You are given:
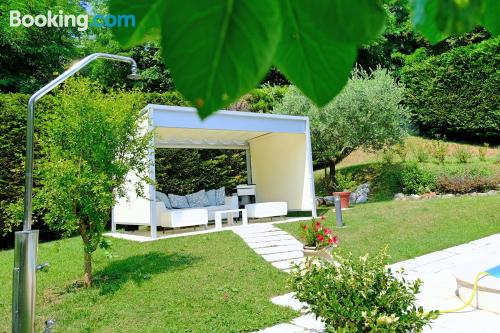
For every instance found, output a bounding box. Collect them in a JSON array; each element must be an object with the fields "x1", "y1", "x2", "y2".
[
  {"x1": 478, "y1": 143, "x2": 489, "y2": 161},
  {"x1": 401, "y1": 163, "x2": 436, "y2": 194},
  {"x1": 413, "y1": 145, "x2": 430, "y2": 163},
  {"x1": 400, "y1": 38, "x2": 500, "y2": 143},
  {"x1": 393, "y1": 141, "x2": 408, "y2": 162},
  {"x1": 430, "y1": 137, "x2": 448, "y2": 164},
  {"x1": 453, "y1": 146, "x2": 473, "y2": 163},
  {"x1": 290, "y1": 248, "x2": 438, "y2": 332},
  {"x1": 335, "y1": 172, "x2": 357, "y2": 192},
  {"x1": 436, "y1": 167, "x2": 499, "y2": 194}
]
